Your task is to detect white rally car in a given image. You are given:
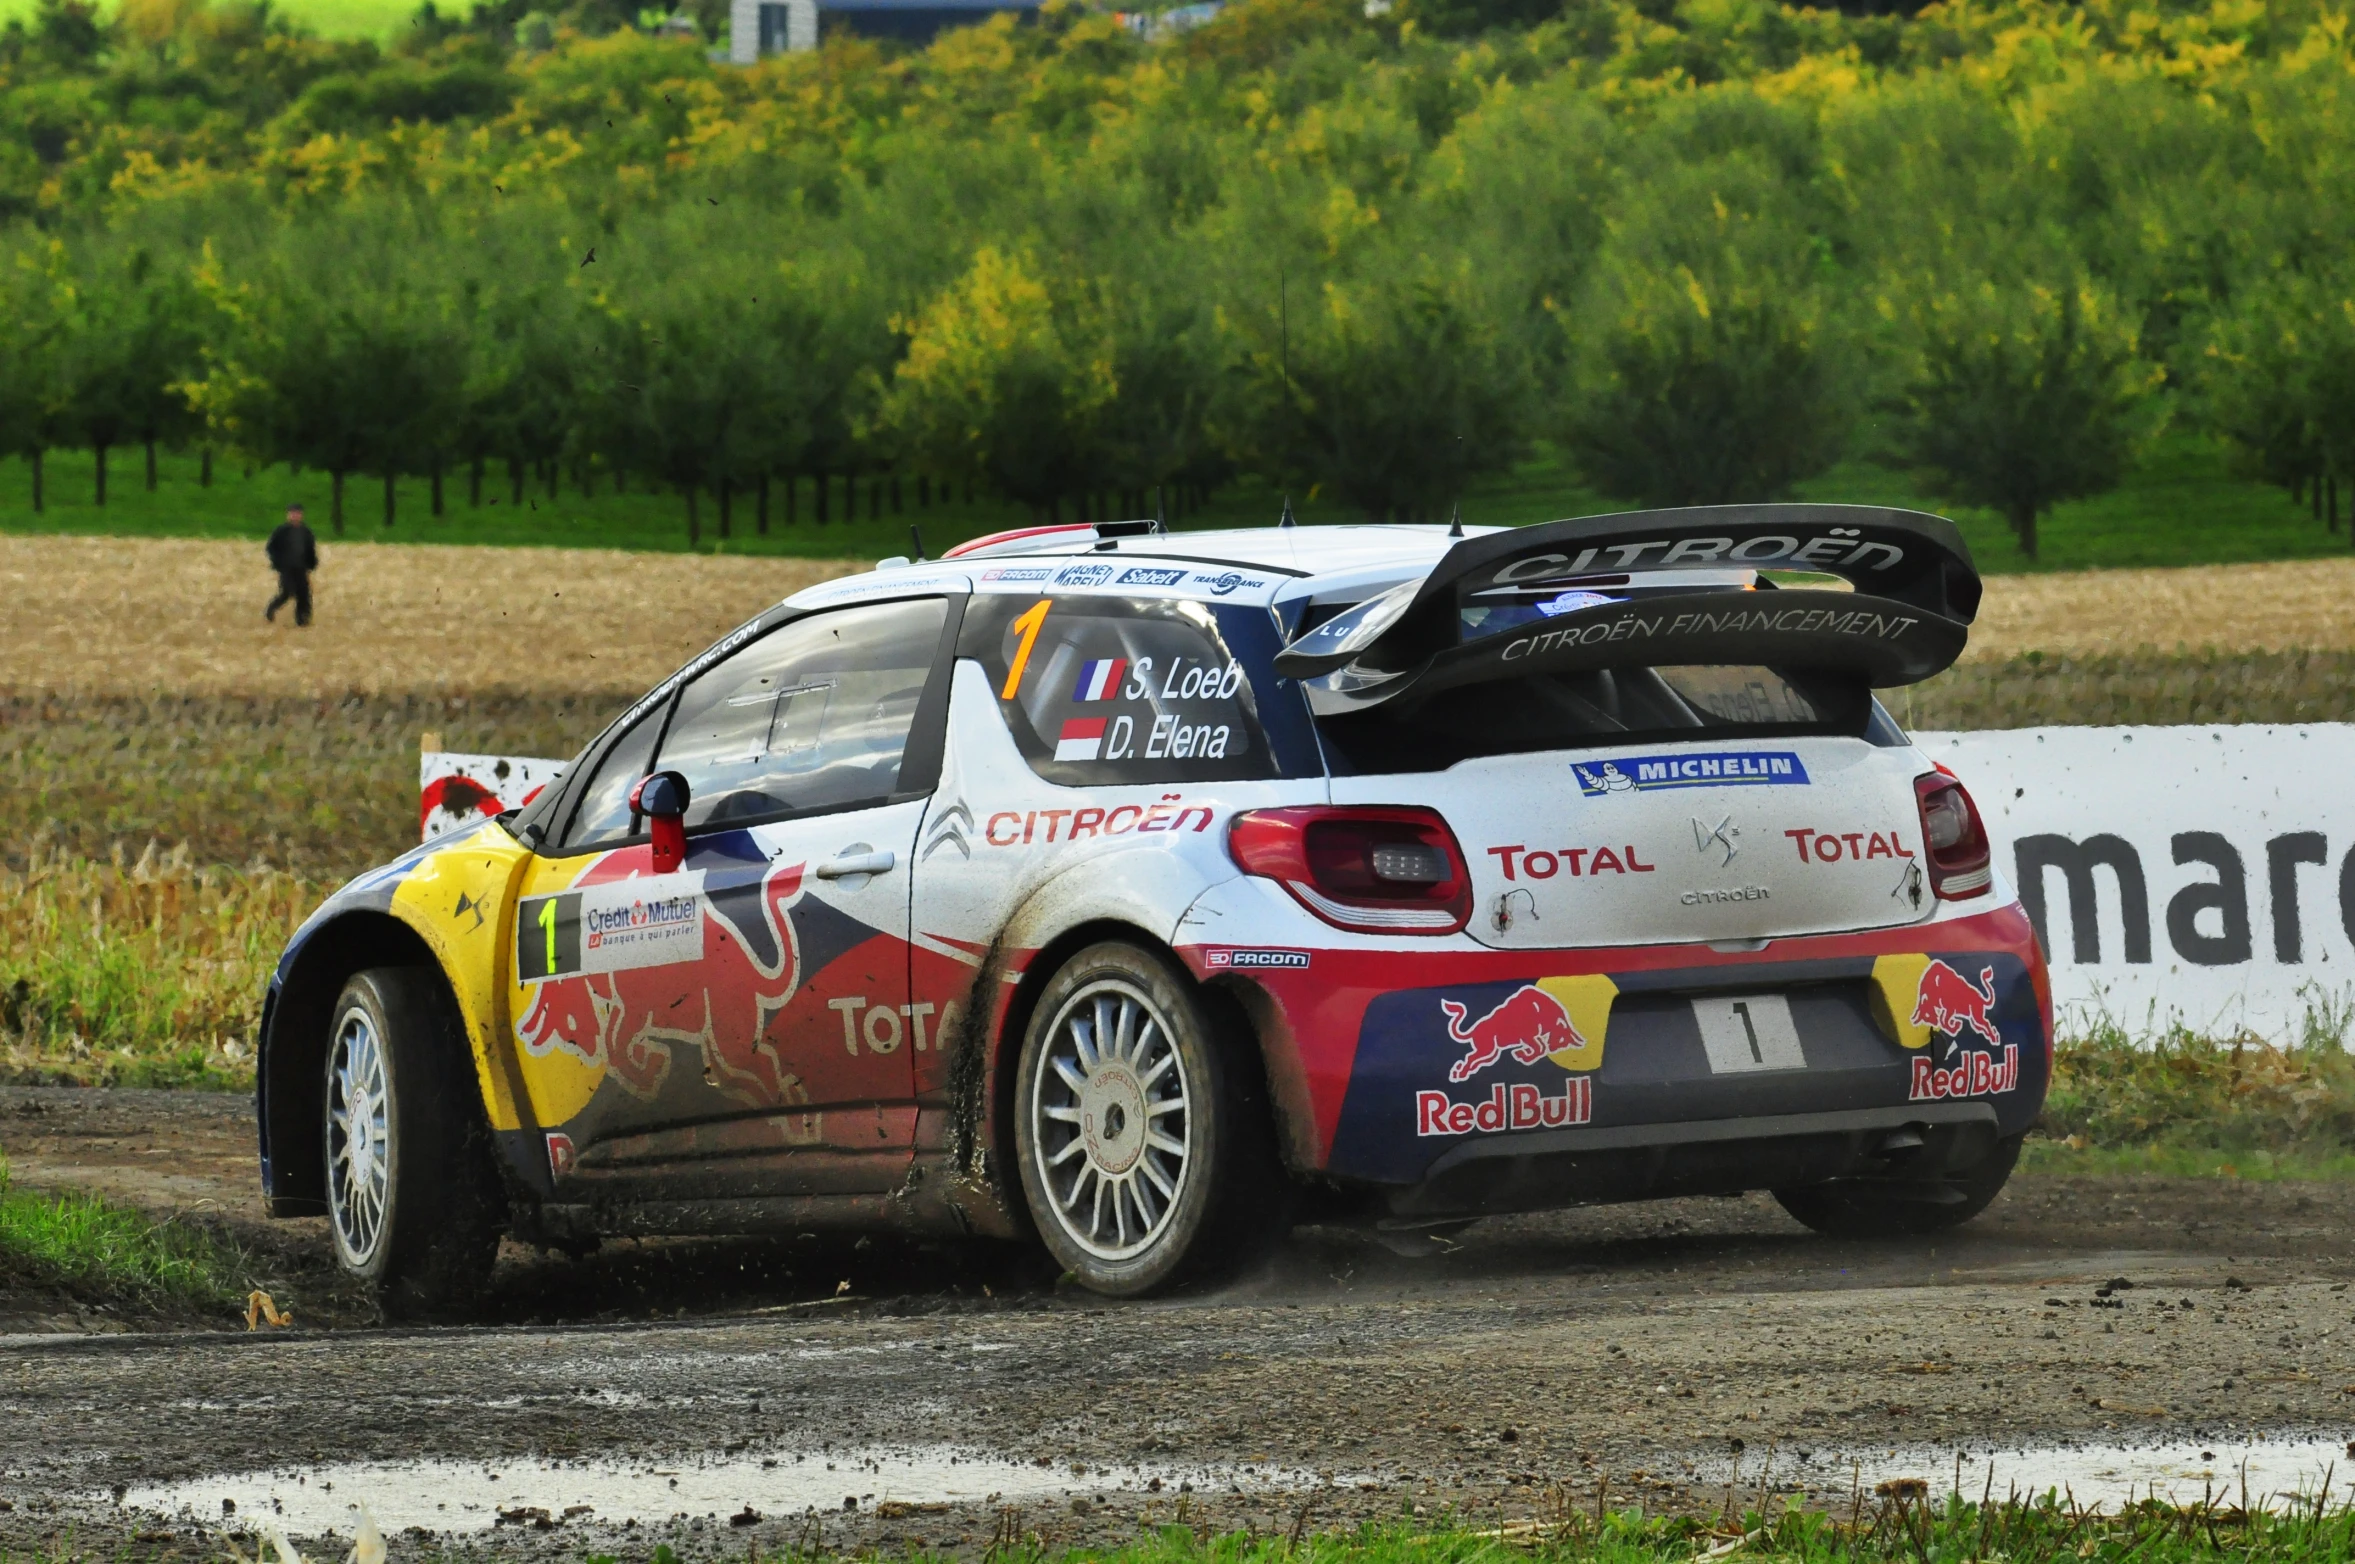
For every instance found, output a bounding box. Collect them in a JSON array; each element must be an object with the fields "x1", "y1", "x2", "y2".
[{"x1": 257, "y1": 505, "x2": 2049, "y2": 1313}]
